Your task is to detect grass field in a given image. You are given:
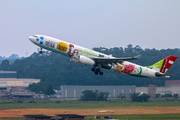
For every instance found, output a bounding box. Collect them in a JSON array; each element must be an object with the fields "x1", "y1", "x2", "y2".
[
  {"x1": 0, "y1": 99, "x2": 180, "y2": 109},
  {"x1": 1, "y1": 99, "x2": 180, "y2": 119}
]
